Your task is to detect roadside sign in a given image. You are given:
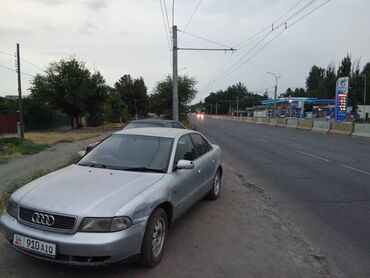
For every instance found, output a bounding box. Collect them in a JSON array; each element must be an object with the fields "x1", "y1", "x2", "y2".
[{"x1": 335, "y1": 77, "x2": 349, "y2": 122}]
